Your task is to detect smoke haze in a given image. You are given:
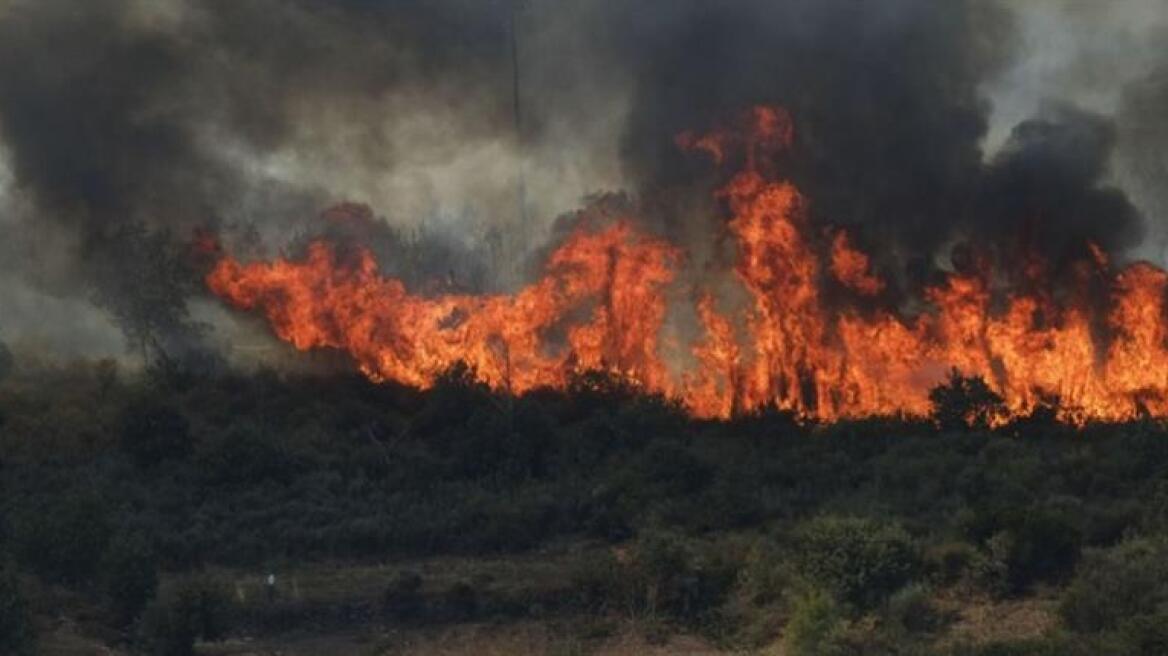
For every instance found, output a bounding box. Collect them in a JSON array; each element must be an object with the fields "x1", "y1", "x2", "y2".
[{"x1": 0, "y1": 0, "x2": 1165, "y2": 364}]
